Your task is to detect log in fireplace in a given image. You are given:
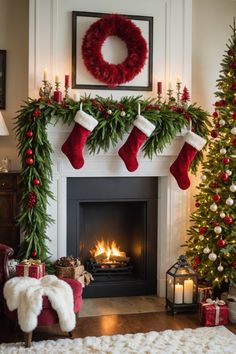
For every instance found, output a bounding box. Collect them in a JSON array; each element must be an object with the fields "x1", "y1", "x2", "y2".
[{"x1": 67, "y1": 177, "x2": 158, "y2": 298}]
